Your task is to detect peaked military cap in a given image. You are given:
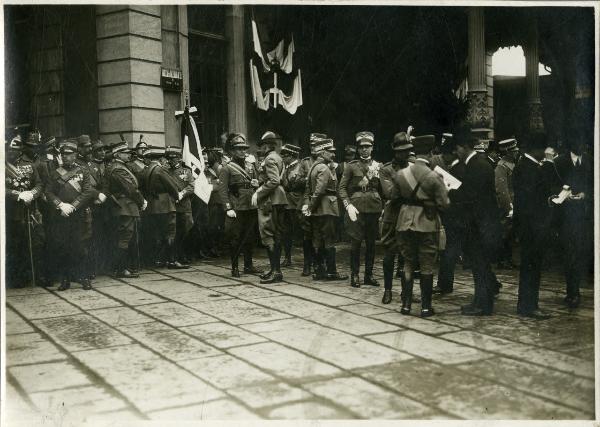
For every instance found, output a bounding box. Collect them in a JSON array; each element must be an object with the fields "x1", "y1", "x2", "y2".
[
  {"x1": 144, "y1": 146, "x2": 166, "y2": 158},
  {"x1": 473, "y1": 140, "x2": 489, "y2": 153},
  {"x1": 392, "y1": 132, "x2": 413, "y2": 151},
  {"x1": 411, "y1": 135, "x2": 436, "y2": 155},
  {"x1": 24, "y1": 131, "x2": 41, "y2": 147},
  {"x1": 60, "y1": 140, "x2": 79, "y2": 154},
  {"x1": 112, "y1": 141, "x2": 132, "y2": 155},
  {"x1": 355, "y1": 131, "x2": 374, "y2": 146},
  {"x1": 259, "y1": 131, "x2": 282, "y2": 145},
  {"x1": 229, "y1": 133, "x2": 249, "y2": 148},
  {"x1": 92, "y1": 139, "x2": 105, "y2": 151},
  {"x1": 498, "y1": 138, "x2": 518, "y2": 152},
  {"x1": 314, "y1": 139, "x2": 335, "y2": 153},
  {"x1": 281, "y1": 144, "x2": 301, "y2": 156},
  {"x1": 77, "y1": 134, "x2": 92, "y2": 147},
  {"x1": 309, "y1": 133, "x2": 327, "y2": 145},
  {"x1": 7, "y1": 135, "x2": 23, "y2": 151},
  {"x1": 165, "y1": 146, "x2": 182, "y2": 157},
  {"x1": 344, "y1": 145, "x2": 357, "y2": 153}
]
